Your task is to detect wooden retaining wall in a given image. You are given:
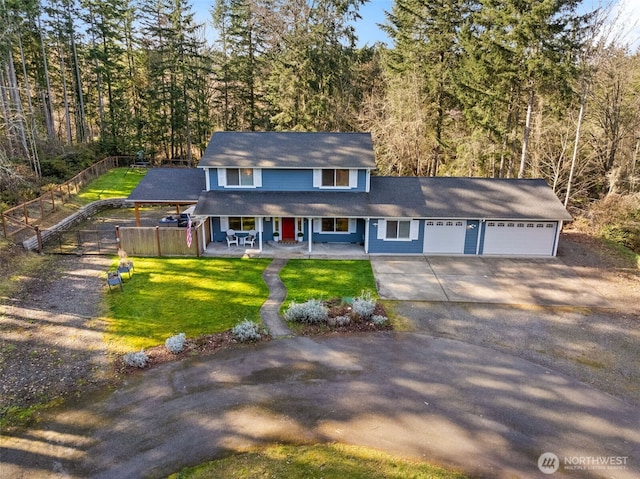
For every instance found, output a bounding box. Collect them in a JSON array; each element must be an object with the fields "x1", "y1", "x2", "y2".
[{"x1": 118, "y1": 221, "x2": 206, "y2": 257}]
